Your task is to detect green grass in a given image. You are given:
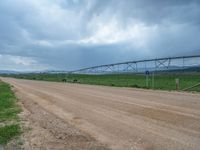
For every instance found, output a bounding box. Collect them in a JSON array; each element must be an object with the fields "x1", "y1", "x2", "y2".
[
  {"x1": 0, "y1": 124, "x2": 21, "y2": 144},
  {"x1": 0, "y1": 81, "x2": 21, "y2": 145},
  {"x1": 2, "y1": 72, "x2": 200, "y2": 92},
  {"x1": 0, "y1": 82, "x2": 21, "y2": 121},
  {"x1": 66, "y1": 73, "x2": 200, "y2": 91}
]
